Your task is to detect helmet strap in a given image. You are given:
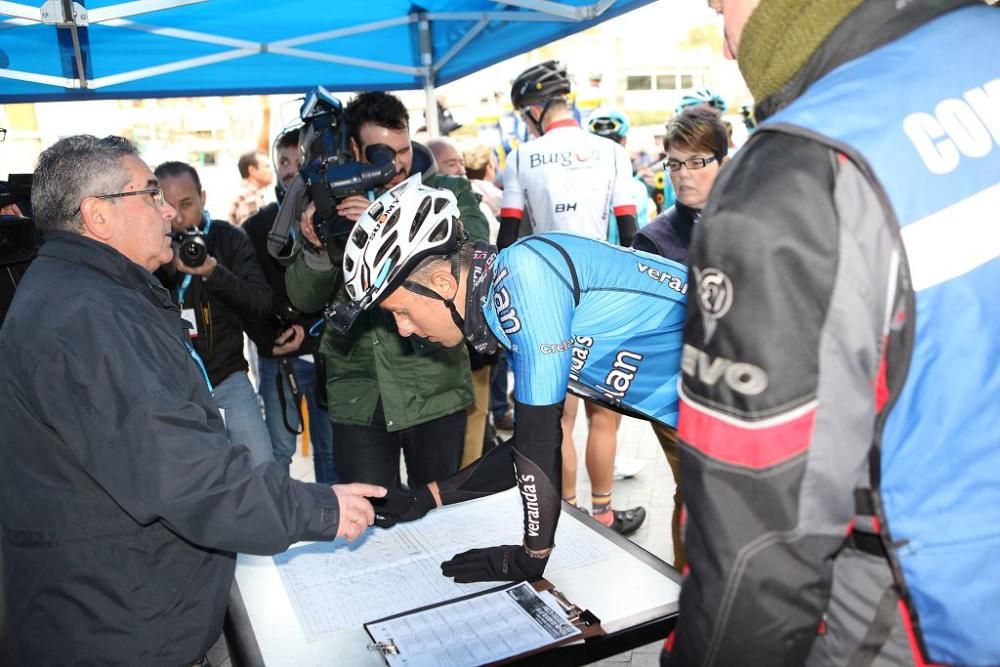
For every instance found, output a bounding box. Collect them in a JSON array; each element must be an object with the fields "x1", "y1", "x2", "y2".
[
  {"x1": 523, "y1": 99, "x2": 554, "y2": 135},
  {"x1": 401, "y1": 241, "x2": 499, "y2": 355},
  {"x1": 402, "y1": 251, "x2": 466, "y2": 330}
]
